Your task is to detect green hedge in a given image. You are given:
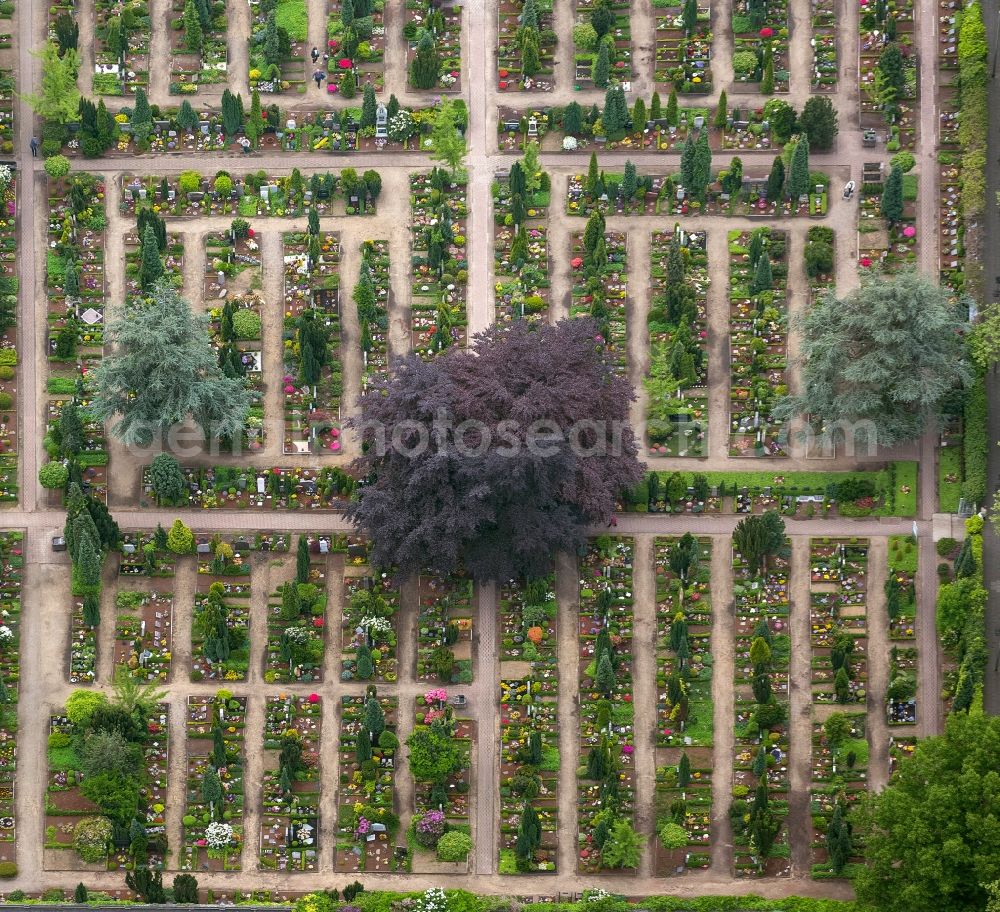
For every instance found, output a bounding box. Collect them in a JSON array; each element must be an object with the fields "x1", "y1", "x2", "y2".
[{"x1": 962, "y1": 373, "x2": 987, "y2": 505}]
